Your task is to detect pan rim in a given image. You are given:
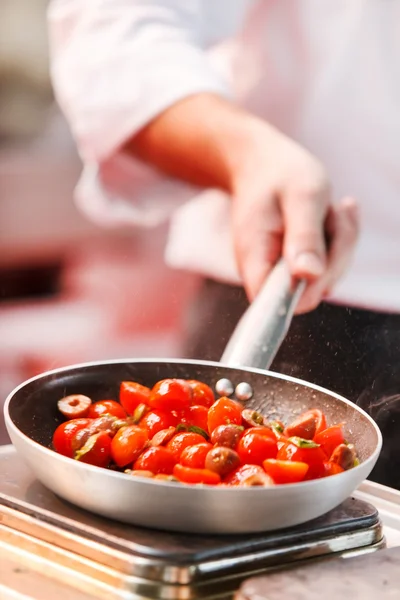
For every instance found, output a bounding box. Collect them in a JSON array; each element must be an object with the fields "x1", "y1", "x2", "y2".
[{"x1": 3, "y1": 358, "x2": 383, "y2": 494}]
